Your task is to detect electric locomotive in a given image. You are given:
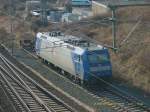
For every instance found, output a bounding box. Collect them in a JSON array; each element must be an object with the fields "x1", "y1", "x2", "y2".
[{"x1": 35, "y1": 31, "x2": 112, "y2": 82}]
